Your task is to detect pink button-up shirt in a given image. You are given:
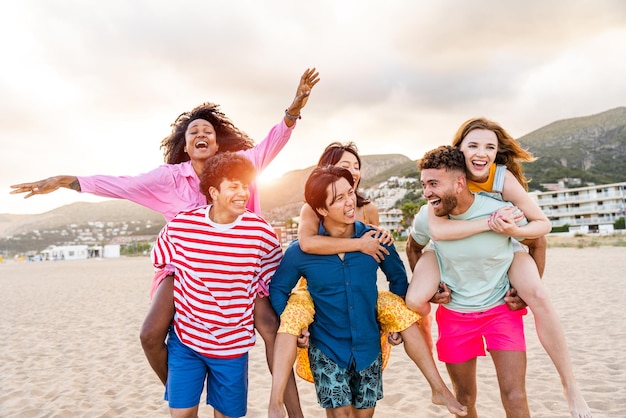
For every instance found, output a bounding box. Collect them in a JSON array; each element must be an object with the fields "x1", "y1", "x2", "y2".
[{"x1": 78, "y1": 119, "x2": 294, "y2": 222}]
